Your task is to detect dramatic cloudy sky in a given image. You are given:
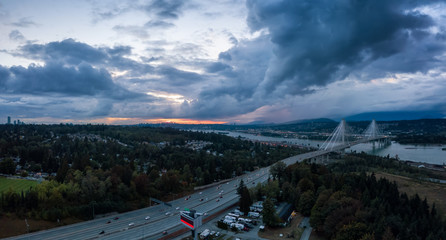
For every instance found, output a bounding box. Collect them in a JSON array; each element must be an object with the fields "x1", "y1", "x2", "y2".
[{"x1": 1, "y1": 0, "x2": 446, "y2": 124}]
